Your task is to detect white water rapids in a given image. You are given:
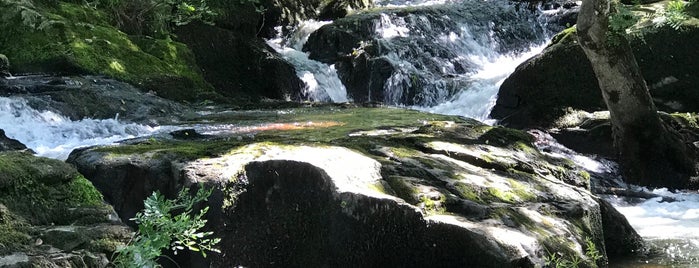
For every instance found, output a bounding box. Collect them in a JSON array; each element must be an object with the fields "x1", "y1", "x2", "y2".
[
  {"x1": 0, "y1": 0, "x2": 697, "y2": 266},
  {"x1": 0, "y1": 96, "x2": 172, "y2": 160}
]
